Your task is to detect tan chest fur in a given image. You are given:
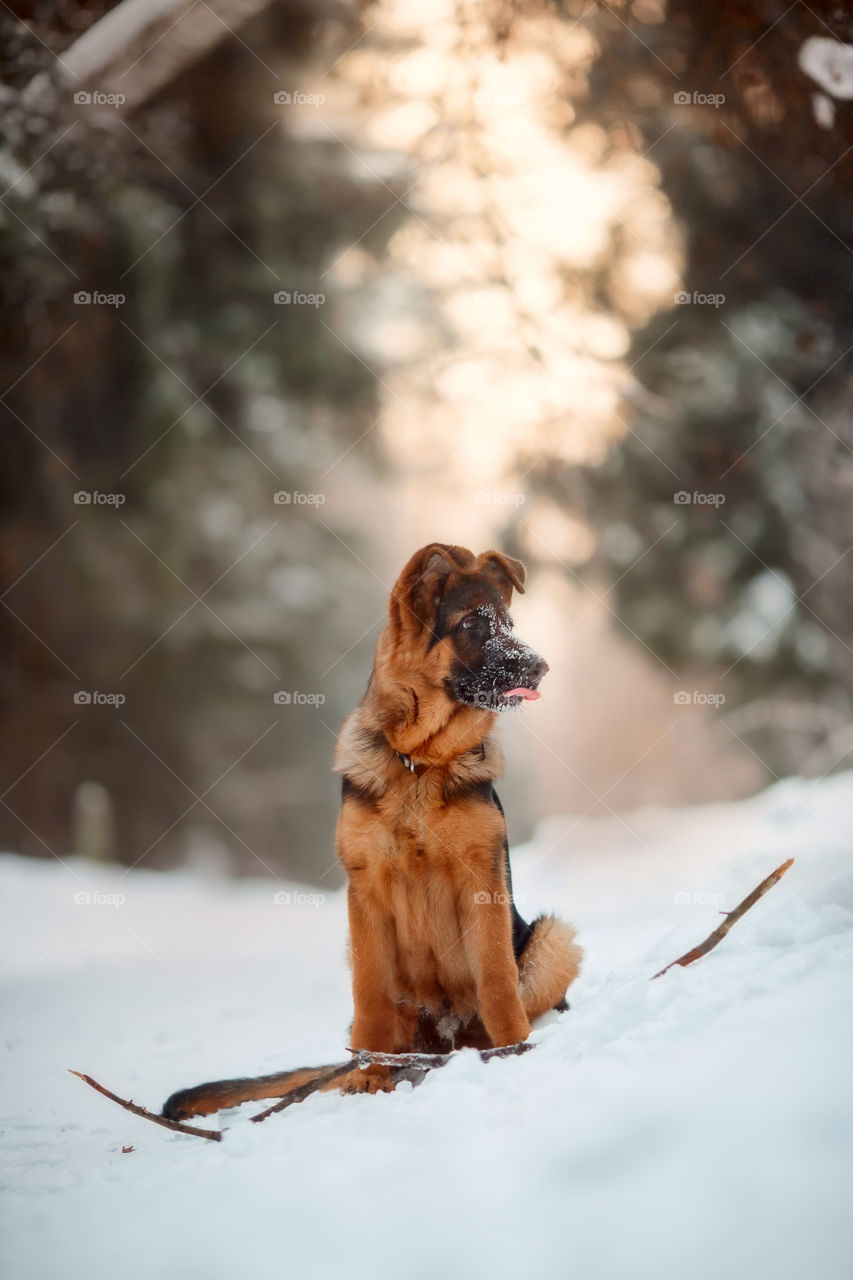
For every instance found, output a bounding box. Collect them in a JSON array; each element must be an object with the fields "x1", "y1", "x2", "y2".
[{"x1": 336, "y1": 726, "x2": 509, "y2": 1016}]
